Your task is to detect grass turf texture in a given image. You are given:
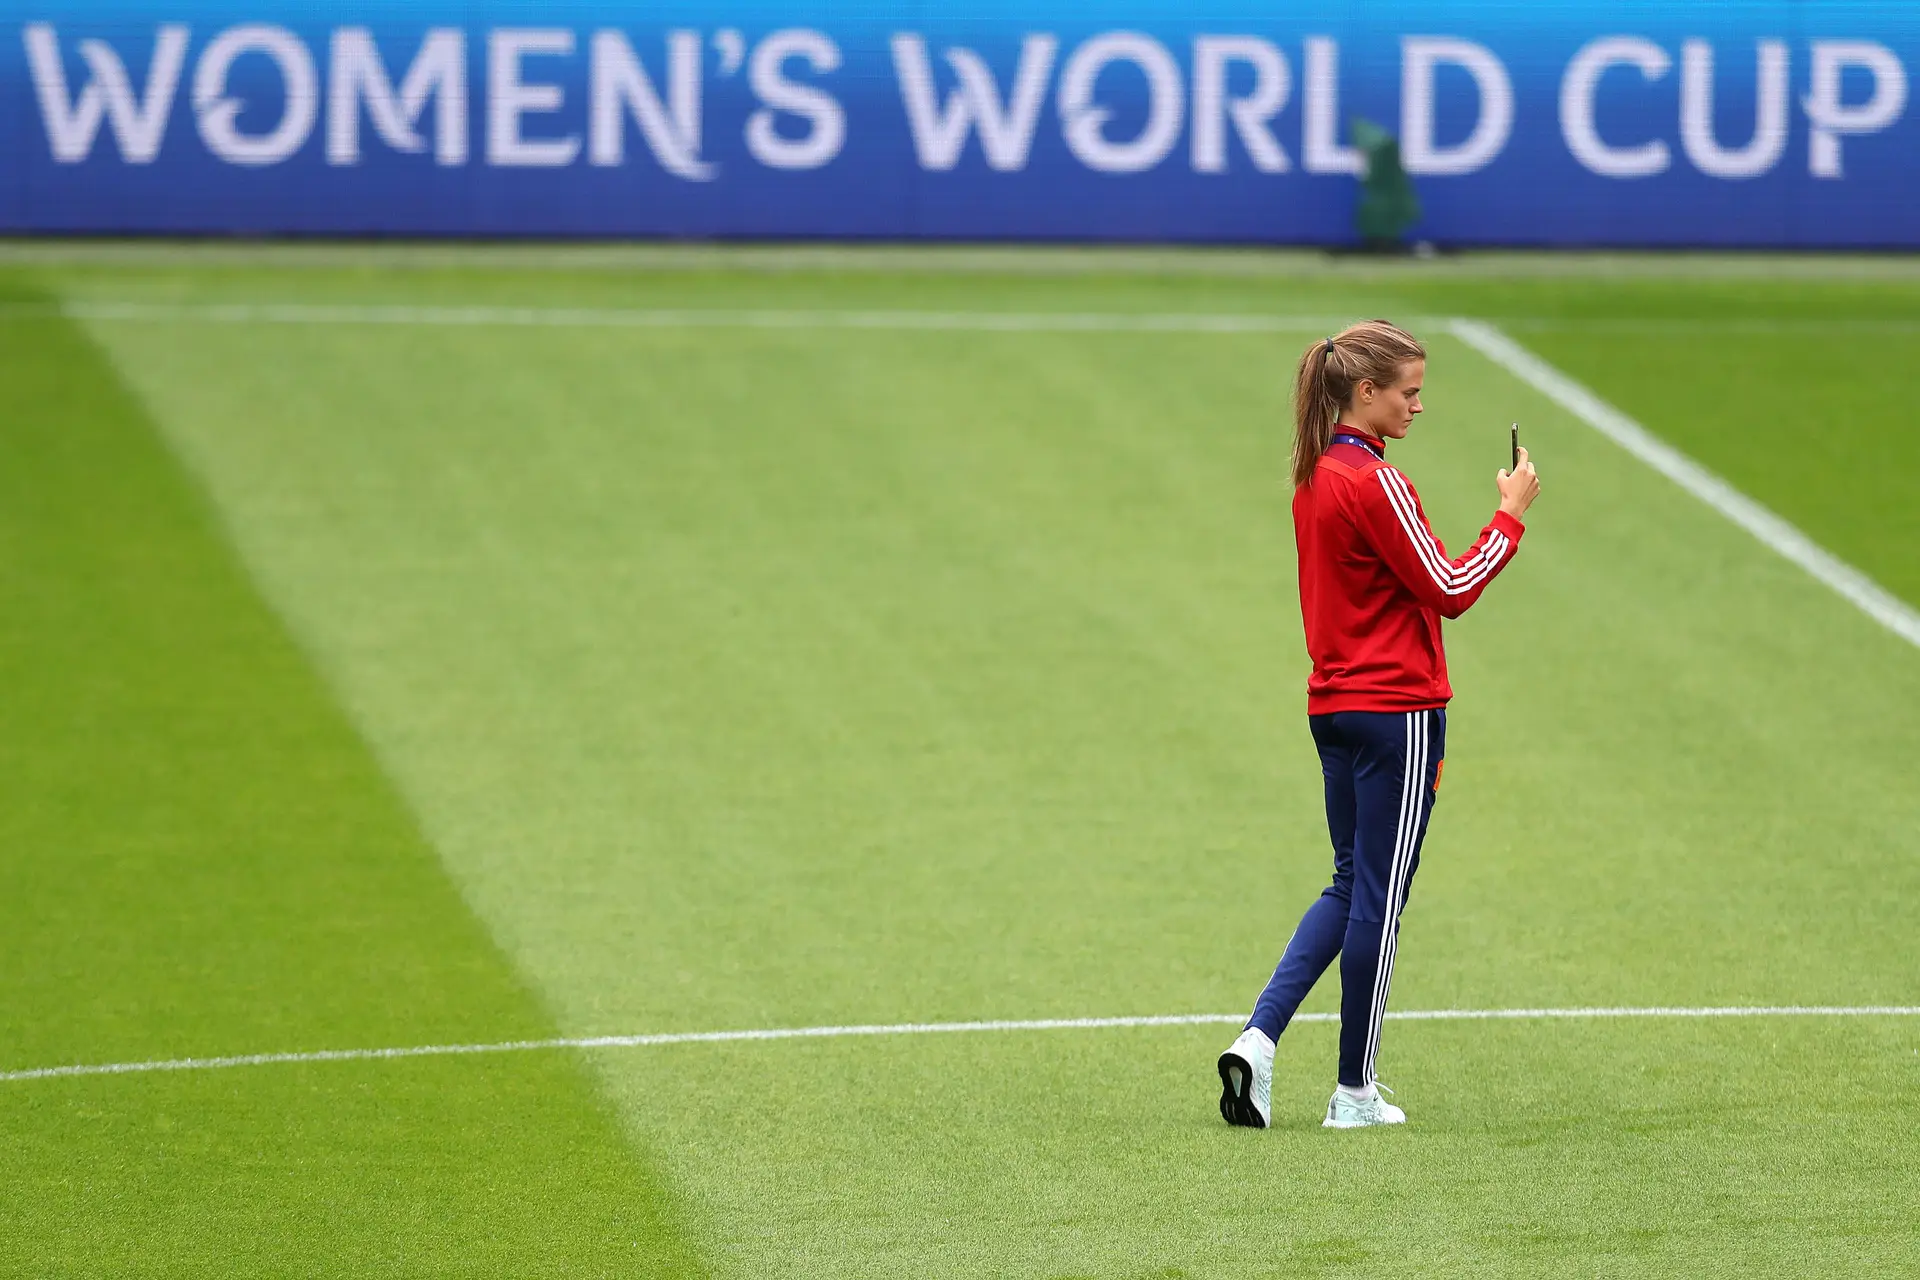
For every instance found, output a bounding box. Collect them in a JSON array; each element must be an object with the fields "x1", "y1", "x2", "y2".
[
  {"x1": 0, "y1": 279, "x2": 706, "y2": 1274},
  {"x1": 2, "y1": 249, "x2": 1917, "y2": 1275}
]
